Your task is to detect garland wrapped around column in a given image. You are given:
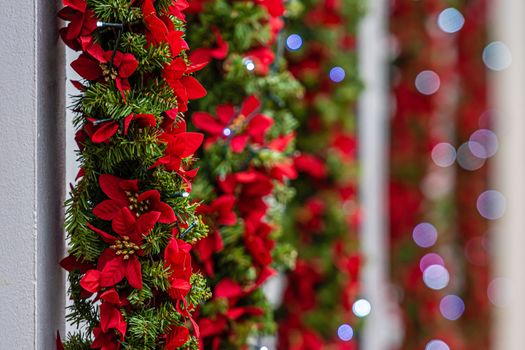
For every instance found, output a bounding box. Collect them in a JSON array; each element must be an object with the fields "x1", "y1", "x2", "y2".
[
  {"x1": 389, "y1": 0, "x2": 491, "y2": 348},
  {"x1": 276, "y1": 0, "x2": 364, "y2": 348},
  {"x1": 58, "y1": 0, "x2": 210, "y2": 349},
  {"x1": 184, "y1": 0, "x2": 303, "y2": 348}
]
